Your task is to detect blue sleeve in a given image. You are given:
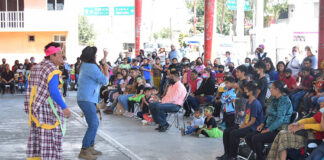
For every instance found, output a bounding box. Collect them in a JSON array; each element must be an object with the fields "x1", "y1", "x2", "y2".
[
  {"x1": 49, "y1": 74, "x2": 67, "y2": 110},
  {"x1": 91, "y1": 65, "x2": 108, "y2": 85}
]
